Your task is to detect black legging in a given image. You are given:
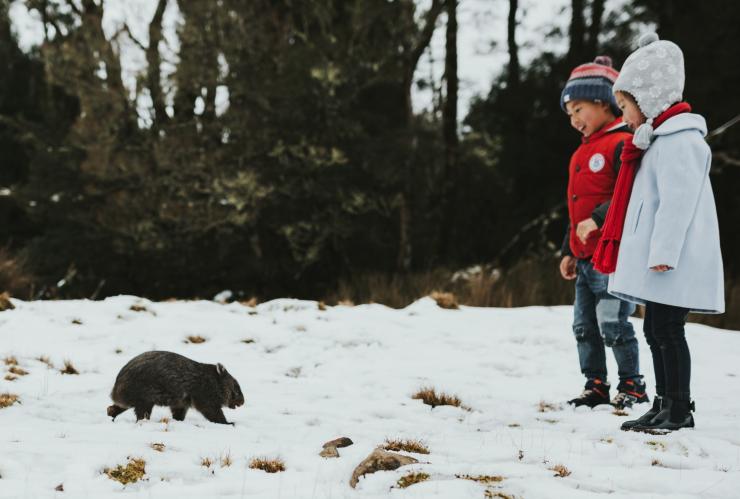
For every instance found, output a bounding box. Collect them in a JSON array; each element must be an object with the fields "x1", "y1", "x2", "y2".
[{"x1": 643, "y1": 301, "x2": 691, "y2": 401}]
